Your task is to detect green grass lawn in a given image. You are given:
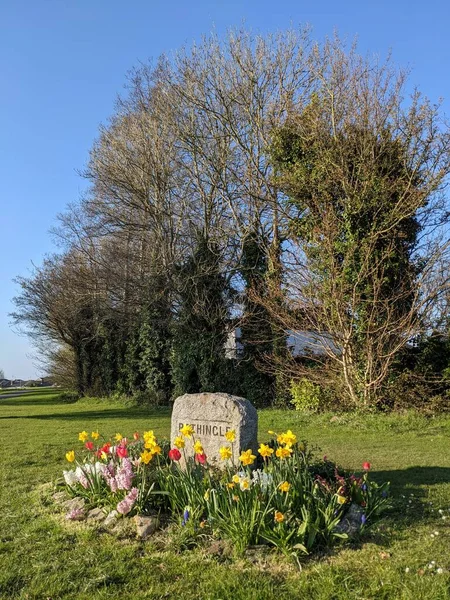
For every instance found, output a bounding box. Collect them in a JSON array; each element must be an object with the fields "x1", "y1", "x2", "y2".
[{"x1": 1, "y1": 390, "x2": 450, "y2": 599}]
